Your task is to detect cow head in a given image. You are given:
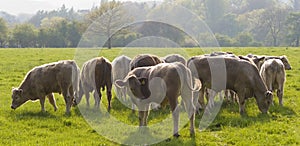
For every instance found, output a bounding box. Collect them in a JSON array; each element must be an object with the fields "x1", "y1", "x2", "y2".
[
  {"x1": 115, "y1": 75, "x2": 151, "y2": 100},
  {"x1": 11, "y1": 88, "x2": 28, "y2": 110},
  {"x1": 257, "y1": 91, "x2": 273, "y2": 114},
  {"x1": 252, "y1": 56, "x2": 265, "y2": 70},
  {"x1": 280, "y1": 55, "x2": 292, "y2": 70}
]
